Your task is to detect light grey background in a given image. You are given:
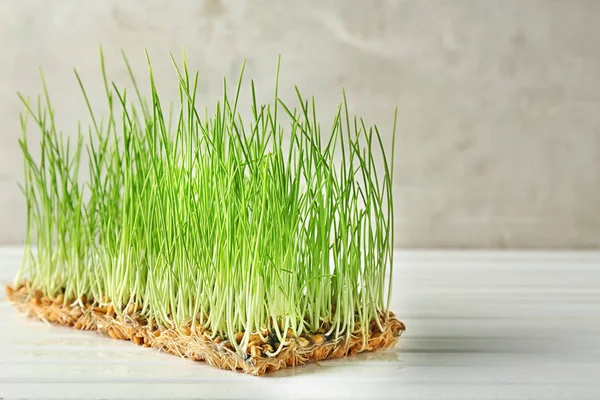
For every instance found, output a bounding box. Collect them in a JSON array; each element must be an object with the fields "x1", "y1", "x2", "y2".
[{"x1": 0, "y1": 0, "x2": 598, "y2": 248}]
